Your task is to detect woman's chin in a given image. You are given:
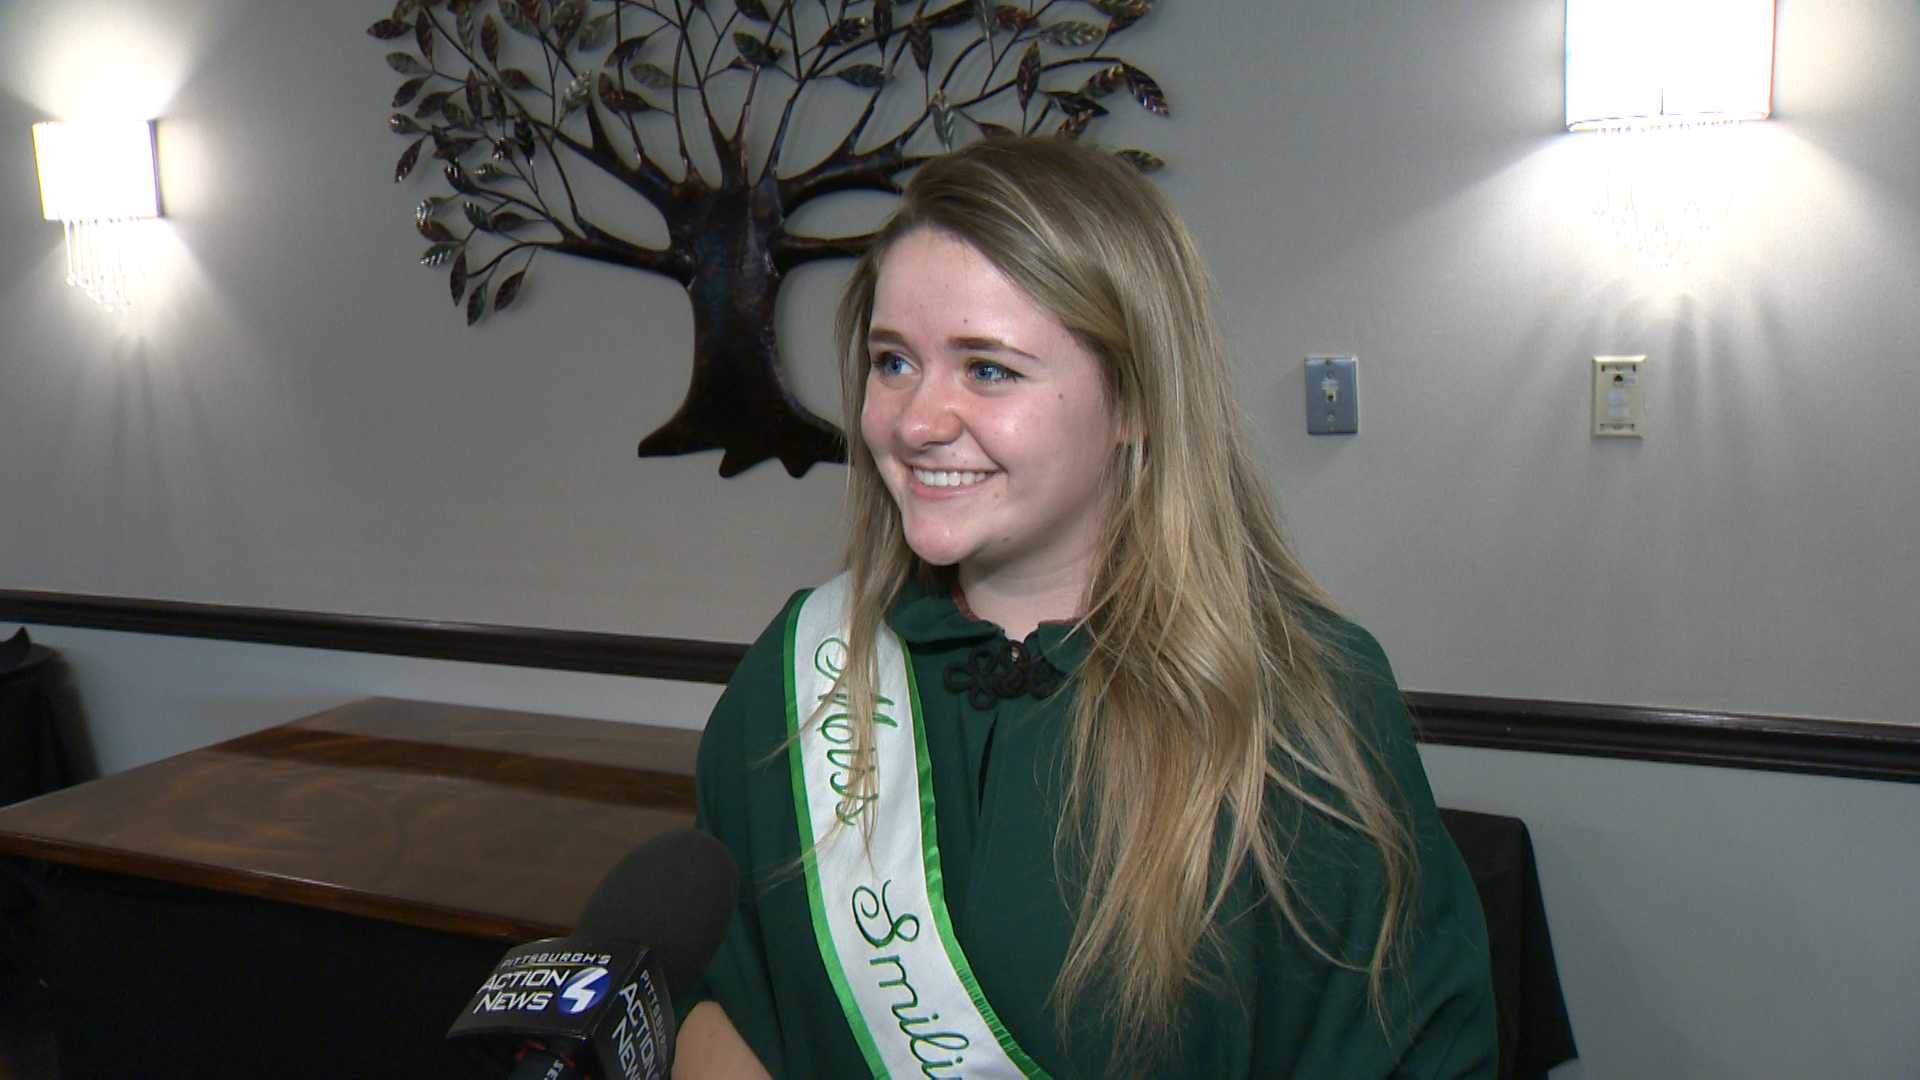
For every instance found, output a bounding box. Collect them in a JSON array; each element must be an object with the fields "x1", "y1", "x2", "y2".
[{"x1": 901, "y1": 531, "x2": 976, "y2": 572}]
